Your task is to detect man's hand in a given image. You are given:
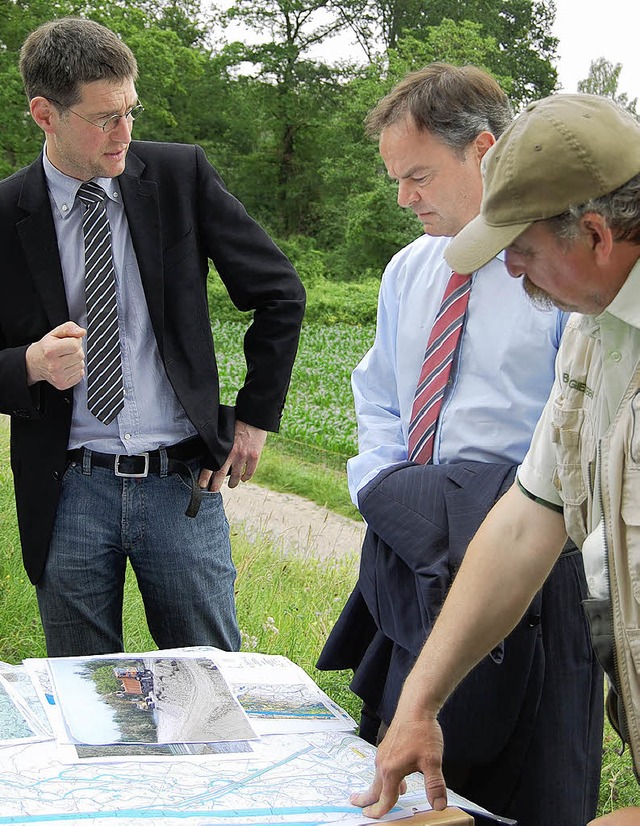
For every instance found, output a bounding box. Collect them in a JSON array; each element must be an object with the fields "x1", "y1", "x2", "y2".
[
  {"x1": 200, "y1": 420, "x2": 268, "y2": 492},
  {"x1": 350, "y1": 714, "x2": 447, "y2": 818},
  {"x1": 25, "y1": 322, "x2": 86, "y2": 389}
]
